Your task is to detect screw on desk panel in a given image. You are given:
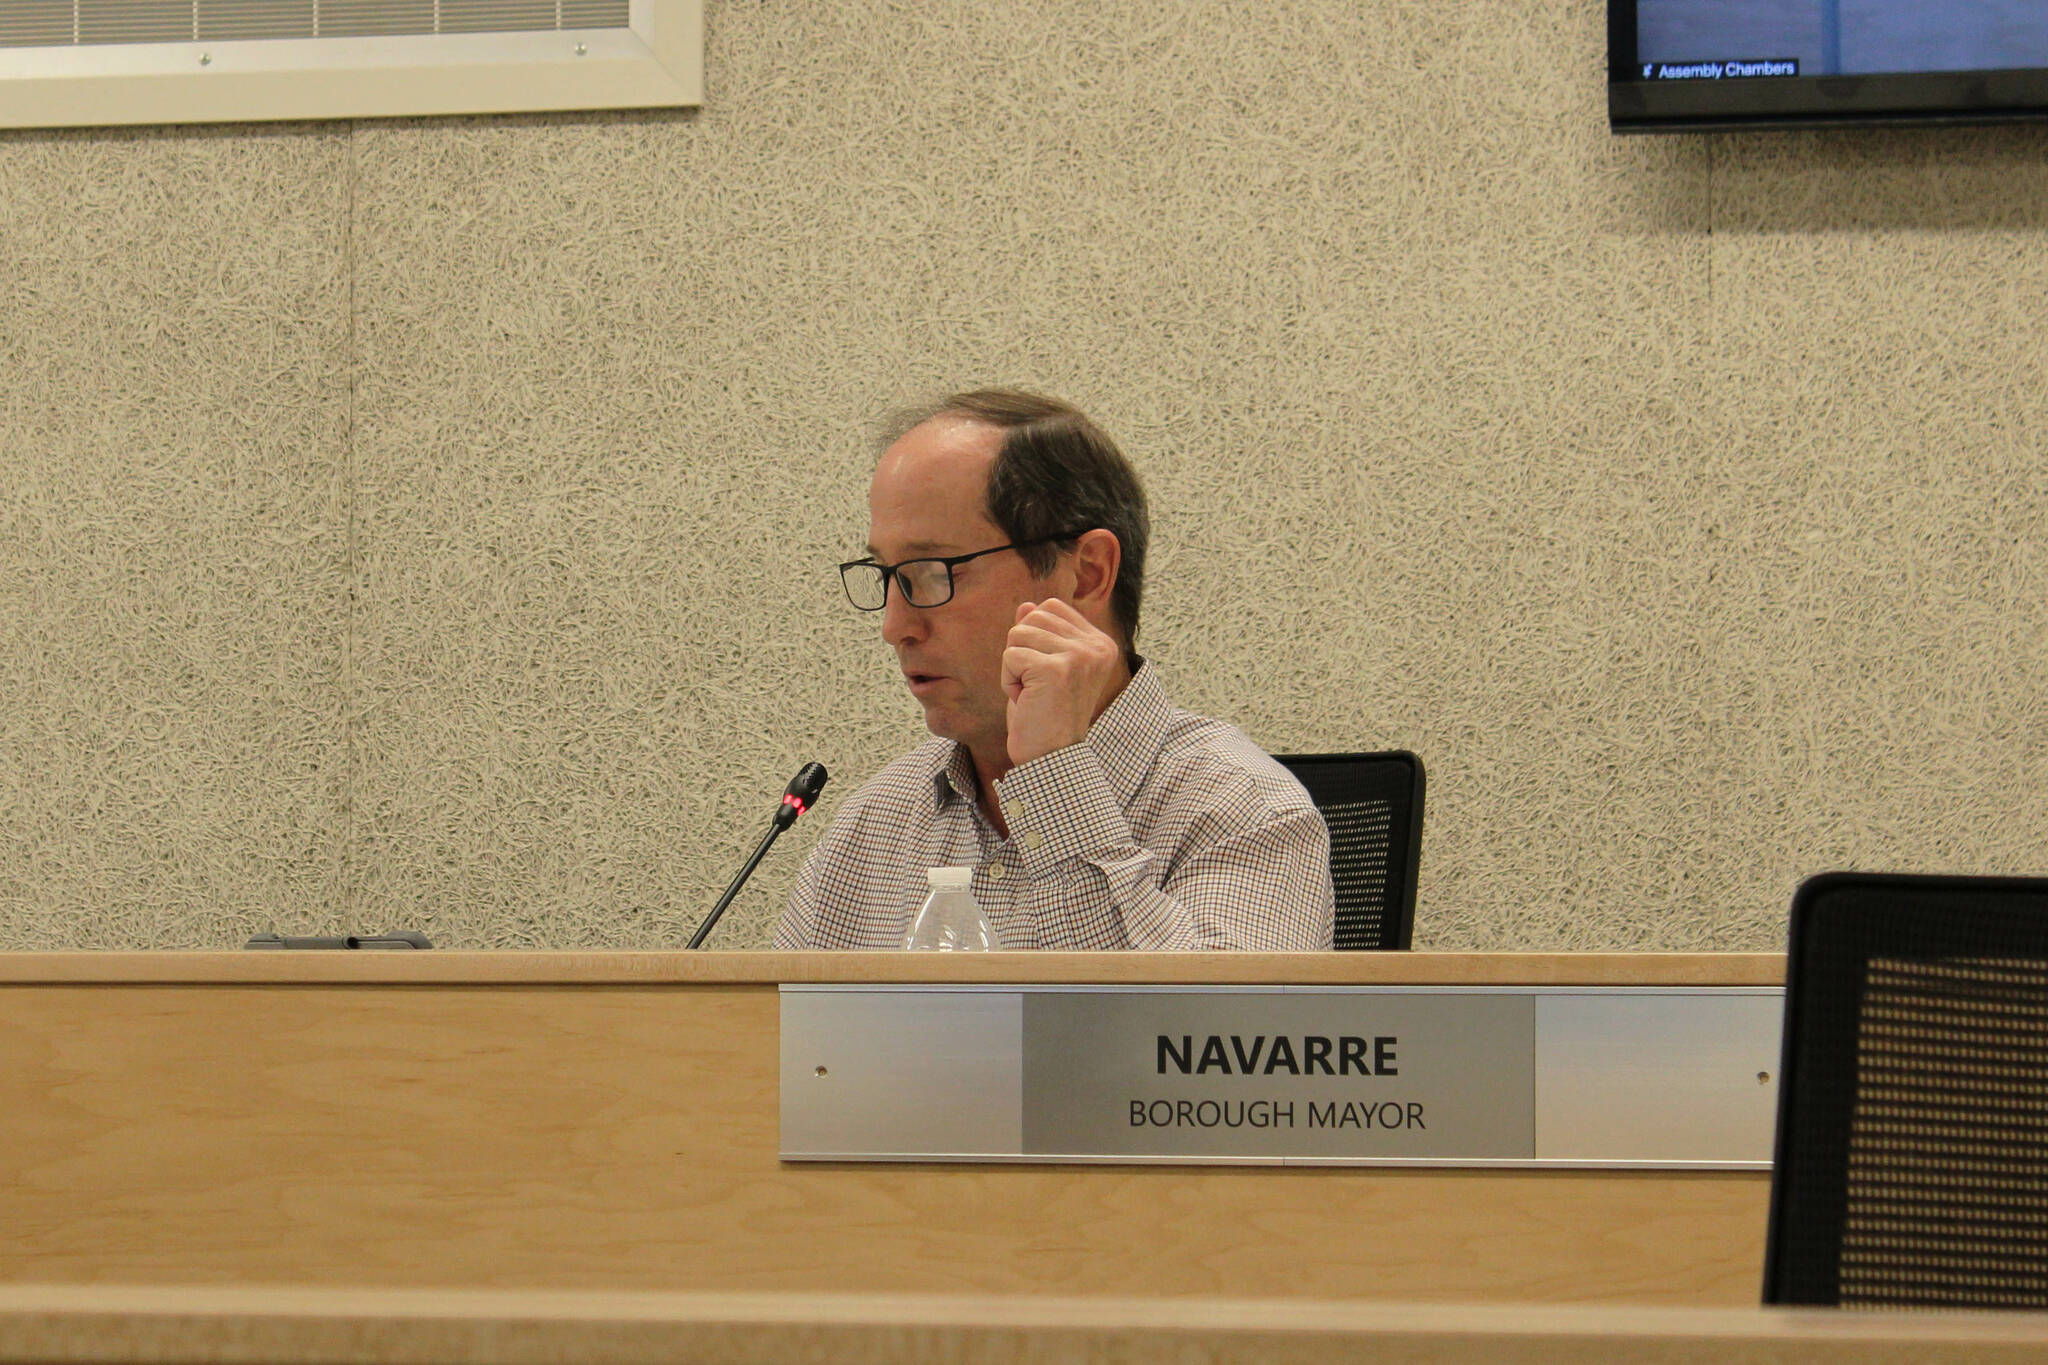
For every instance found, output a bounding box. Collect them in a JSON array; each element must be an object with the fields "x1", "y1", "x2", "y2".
[{"x1": 199, "y1": 52, "x2": 211, "y2": 65}]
